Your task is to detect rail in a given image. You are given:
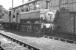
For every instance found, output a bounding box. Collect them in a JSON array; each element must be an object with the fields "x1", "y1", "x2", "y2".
[
  {"x1": 0, "y1": 32, "x2": 40, "y2": 50},
  {"x1": 44, "y1": 35, "x2": 76, "y2": 44}
]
